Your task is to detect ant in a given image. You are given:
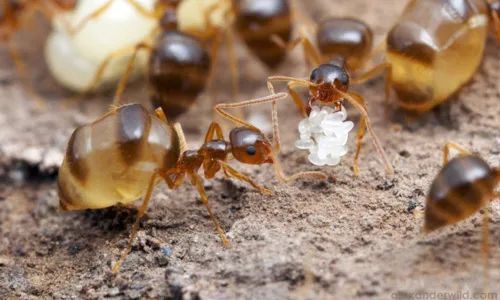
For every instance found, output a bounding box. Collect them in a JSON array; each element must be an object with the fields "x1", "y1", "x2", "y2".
[
  {"x1": 214, "y1": 58, "x2": 394, "y2": 176},
  {"x1": 424, "y1": 142, "x2": 499, "y2": 284},
  {"x1": 278, "y1": 0, "x2": 500, "y2": 118},
  {"x1": 57, "y1": 91, "x2": 327, "y2": 273},
  {"x1": 333, "y1": 0, "x2": 499, "y2": 115},
  {"x1": 80, "y1": 0, "x2": 307, "y2": 115}
]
